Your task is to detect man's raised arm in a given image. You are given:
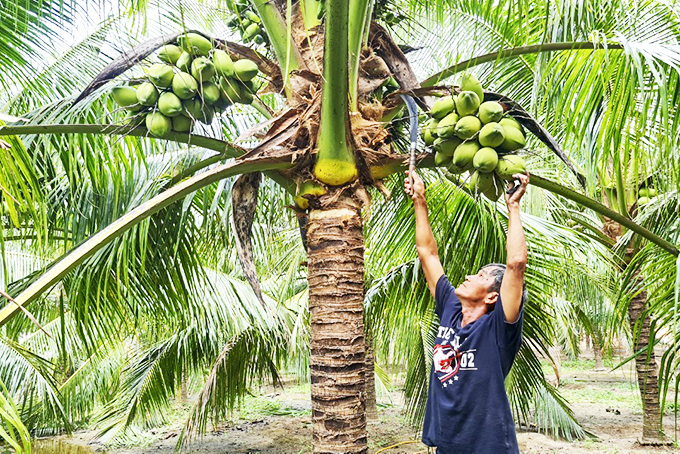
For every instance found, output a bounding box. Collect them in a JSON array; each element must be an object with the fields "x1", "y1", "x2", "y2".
[
  {"x1": 500, "y1": 173, "x2": 529, "y2": 323},
  {"x1": 404, "y1": 170, "x2": 444, "y2": 298}
]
